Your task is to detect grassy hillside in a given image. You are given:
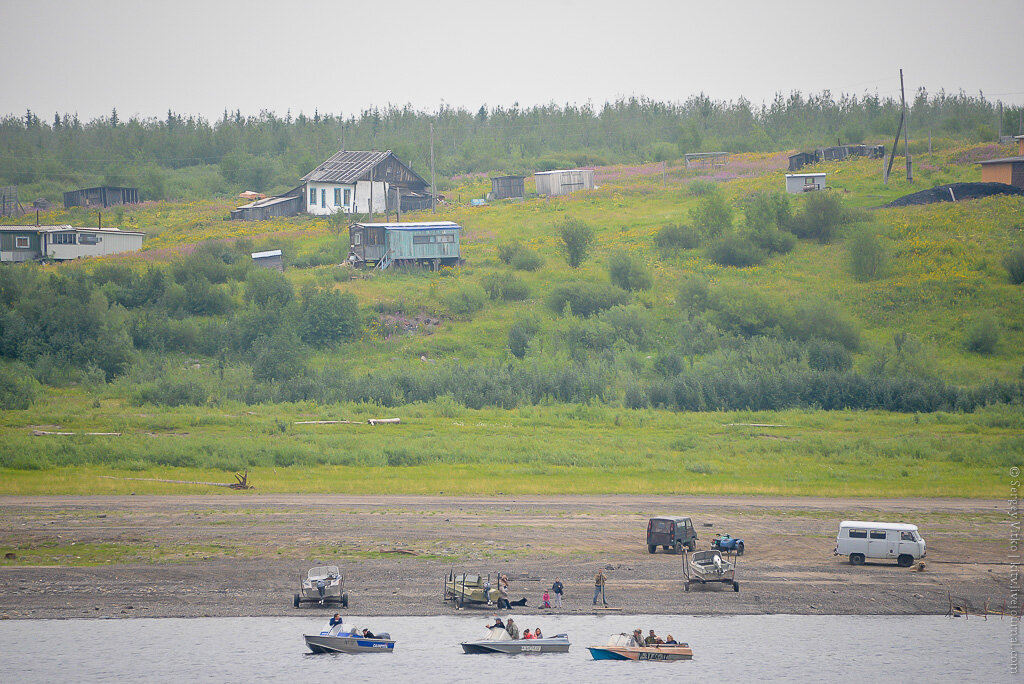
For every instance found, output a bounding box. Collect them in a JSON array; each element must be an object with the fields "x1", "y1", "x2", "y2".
[{"x1": 1, "y1": 142, "x2": 1022, "y2": 497}]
